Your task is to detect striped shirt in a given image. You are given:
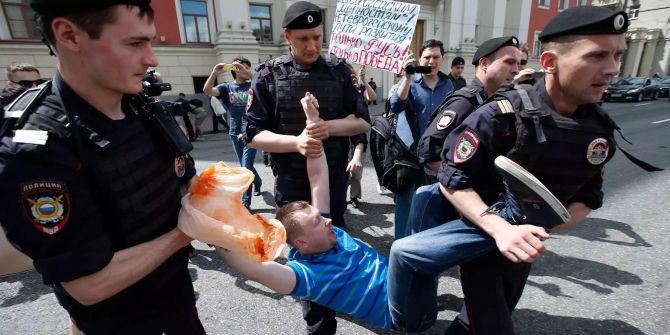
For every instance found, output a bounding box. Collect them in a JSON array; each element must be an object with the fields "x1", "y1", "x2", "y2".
[{"x1": 287, "y1": 227, "x2": 392, "y2": 330}]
